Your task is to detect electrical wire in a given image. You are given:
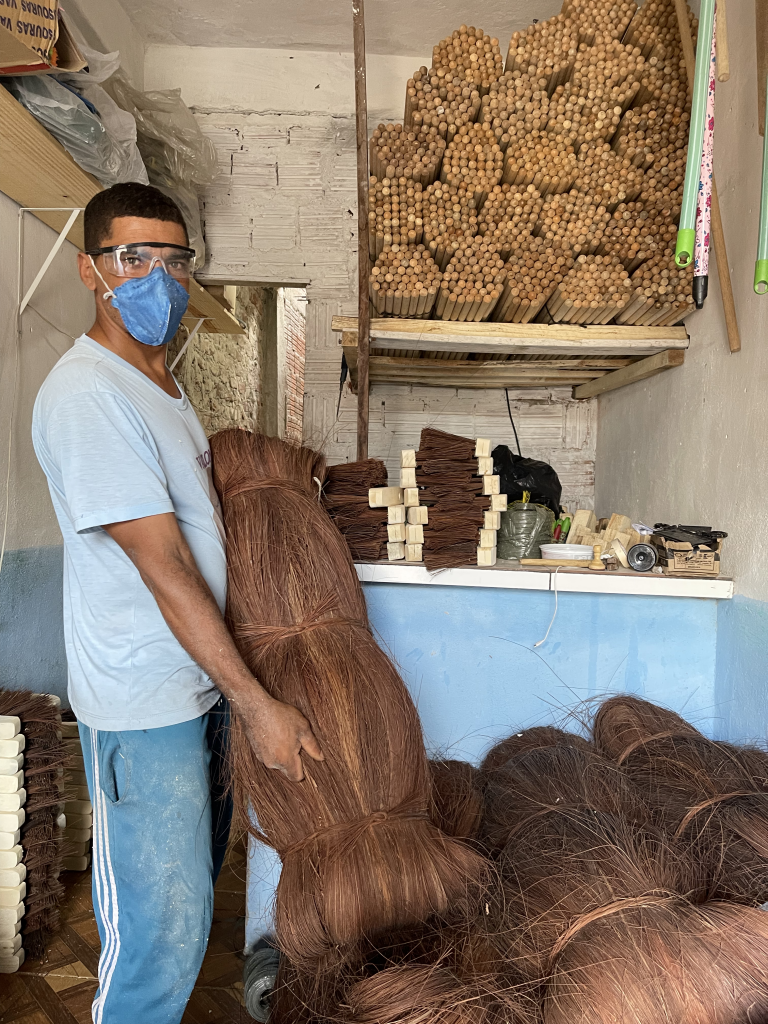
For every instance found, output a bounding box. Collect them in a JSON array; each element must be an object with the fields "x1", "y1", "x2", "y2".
[
  {"x1": 534, "y1": 565, "x2": 562, "y2": 647},
  {"x1": 505, "y1": 388, "x2": 522, "y2": 456}
]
